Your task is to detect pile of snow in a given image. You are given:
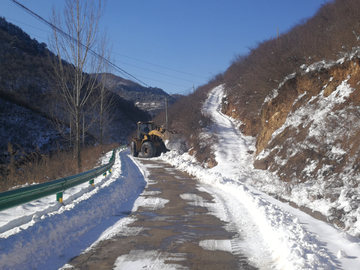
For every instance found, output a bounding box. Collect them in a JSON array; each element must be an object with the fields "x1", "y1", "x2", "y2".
[
  {"x1": 160, "y1": 150, "x2": 337, "y2": 269},
  {"x1": 164, "y1": 135, "x2": 187, "y2": 154}
]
